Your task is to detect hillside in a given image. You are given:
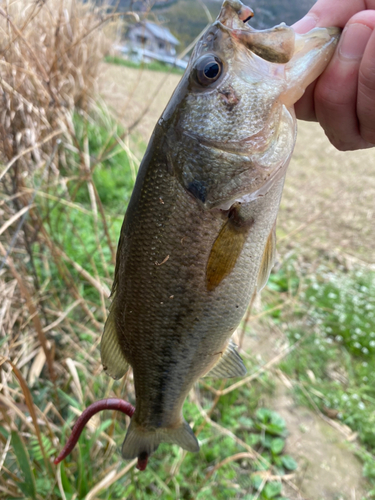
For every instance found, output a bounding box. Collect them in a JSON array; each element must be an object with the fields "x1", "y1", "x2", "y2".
[{"x1": 108, "y1": 0, "x2": 316, "y2": 49}]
